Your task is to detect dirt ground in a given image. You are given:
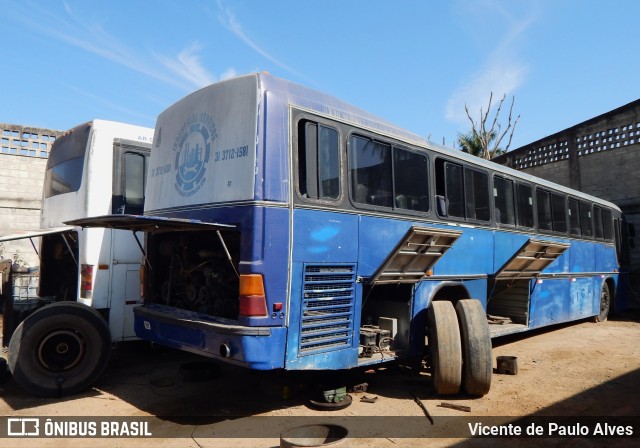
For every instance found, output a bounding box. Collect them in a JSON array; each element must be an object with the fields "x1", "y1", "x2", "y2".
[{"x1": 0, "y1": 311, "x2": 639, "y2": 448}]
